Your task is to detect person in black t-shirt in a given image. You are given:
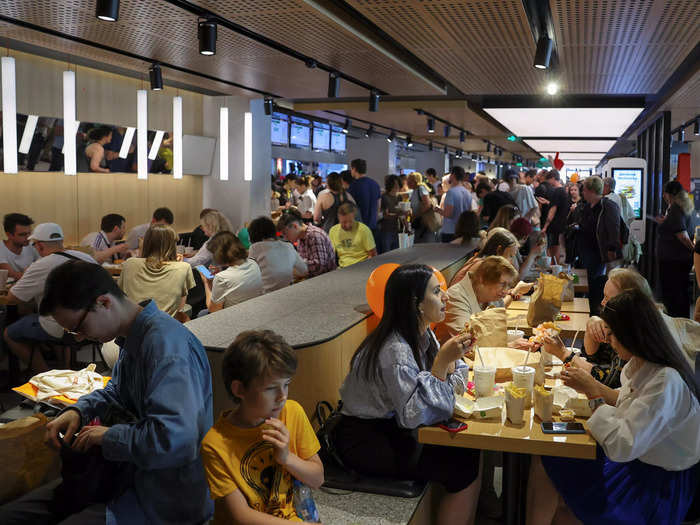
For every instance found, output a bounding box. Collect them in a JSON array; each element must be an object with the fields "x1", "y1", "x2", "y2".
[
  {"x1": 475, "y1": 182, "x2": 517, "y2": 224},
  {"x1": 541, "y1": 170, "x2": 569, "y2": 263},
  {"x1": 694, "y1": 238, "x2": 700, "y2": 323}
]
